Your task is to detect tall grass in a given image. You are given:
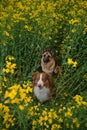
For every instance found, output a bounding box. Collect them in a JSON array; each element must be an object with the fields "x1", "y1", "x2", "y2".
[{"x1": 0, "y1": 0, "x2": 87, "y2": 129}]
